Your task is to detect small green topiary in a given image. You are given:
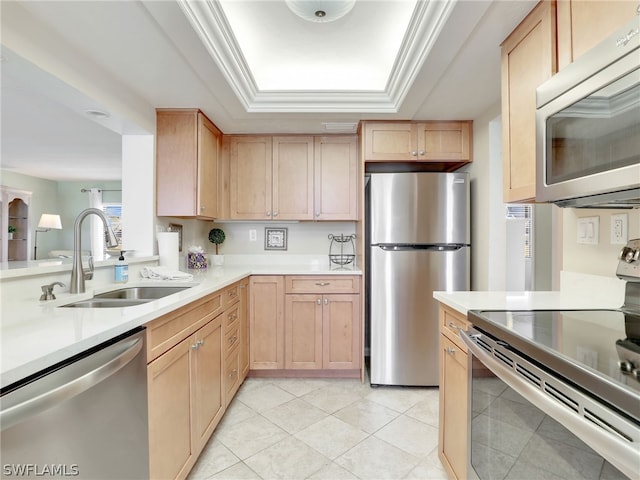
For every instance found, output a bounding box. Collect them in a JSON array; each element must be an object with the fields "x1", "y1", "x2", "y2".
[{"x1": 208, "y1": 228, "x2": 226, "y2": 255}]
